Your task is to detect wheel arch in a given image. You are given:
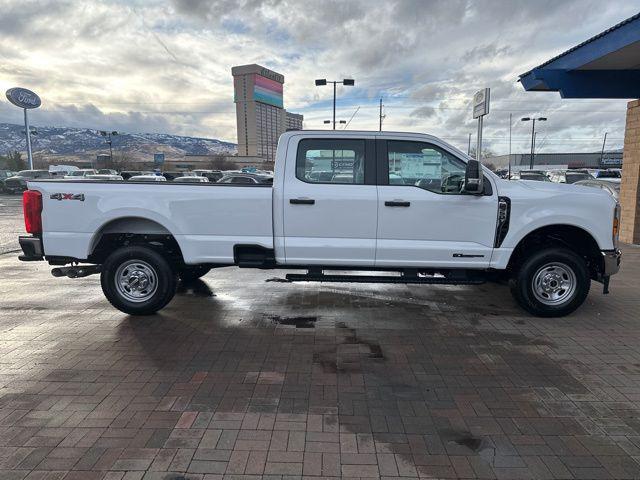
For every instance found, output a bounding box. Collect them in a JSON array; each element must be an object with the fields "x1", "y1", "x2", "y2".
[
  {"x1": 506, "y1": 224, "x2": 603, "y2": 280},
  {"x1": 88, "y1": 216, "x2": 185, "y2": 265}
]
